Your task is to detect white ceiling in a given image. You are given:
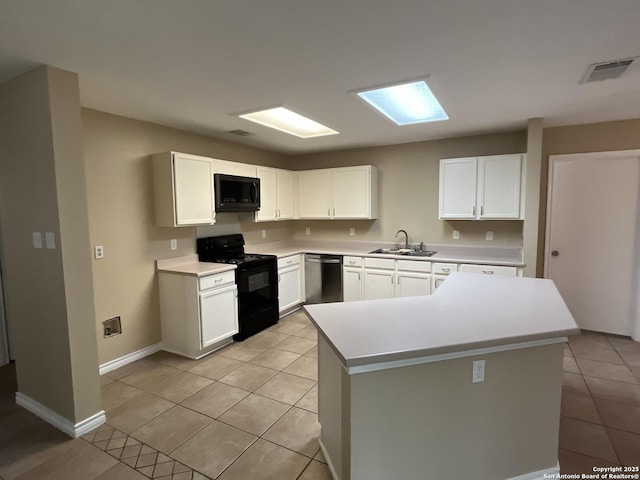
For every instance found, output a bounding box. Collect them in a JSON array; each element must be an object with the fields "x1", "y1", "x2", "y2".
[{"x1": 1, "y1": 1, "x2": 639, "y2": 154}]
